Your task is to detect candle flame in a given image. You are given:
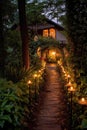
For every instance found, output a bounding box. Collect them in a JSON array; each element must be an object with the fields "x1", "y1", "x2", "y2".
[
  {"x1": 68, "y1": 75, "x2": 70, "y2": 78},
  {"x1": 70, "y1": 87, "x2": 73, "y2": 90},
  {"x1": 34, "y1": 74, "x2": 37, "y2": 78},
  {"x1": 81, "y1": 98, "x2": 85, "y2": 102},
  {"x1": 52, "y1": 52, "x2": 56, "y2": 55},
  {"x1": 28, "y1": 80, "x2": 32, "y2": 84}
]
